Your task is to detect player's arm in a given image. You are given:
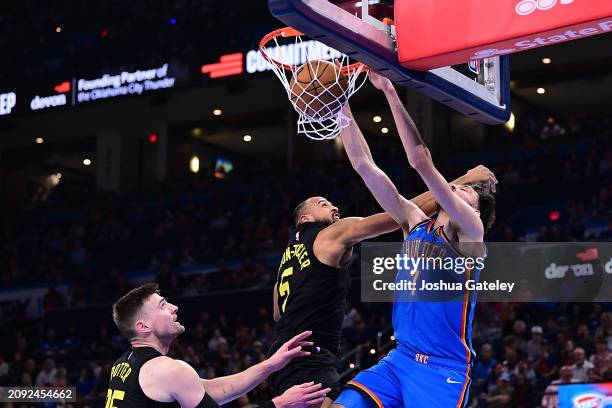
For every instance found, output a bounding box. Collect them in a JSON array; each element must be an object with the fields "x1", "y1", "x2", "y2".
[
  {"x1": 318, "y1": 163, "x2": 496, "y2": 246},
  {"x1": 160, "y1": 360, "x2": 206, "y2": 408},
  {"x1": 407, "y1": 164, "x2": 497, "y2": 217},
  {"x1": 273, "y1": 282, "x2": 281, "y2": 322},
  {"x1": 165, "y1": 360, "x2": 329, "y2": 408},
  {"x1": 340, "y1": 105, "x2": 427, "y2": 231},
  {"x1": 201, "y1": 362, "x2": 271, "y2": 404},
  {"x1": 201, "y1": 332, "x2": 313, "y2": 404},
  {"x1": 371, "y1": 71, "x2": 484, "y2": 240}
]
